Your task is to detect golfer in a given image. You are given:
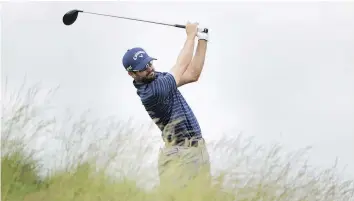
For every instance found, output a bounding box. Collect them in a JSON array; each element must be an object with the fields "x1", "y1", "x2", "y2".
[{"x1": 122, "y1": 22, "x2": 210, "y2": 186}]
